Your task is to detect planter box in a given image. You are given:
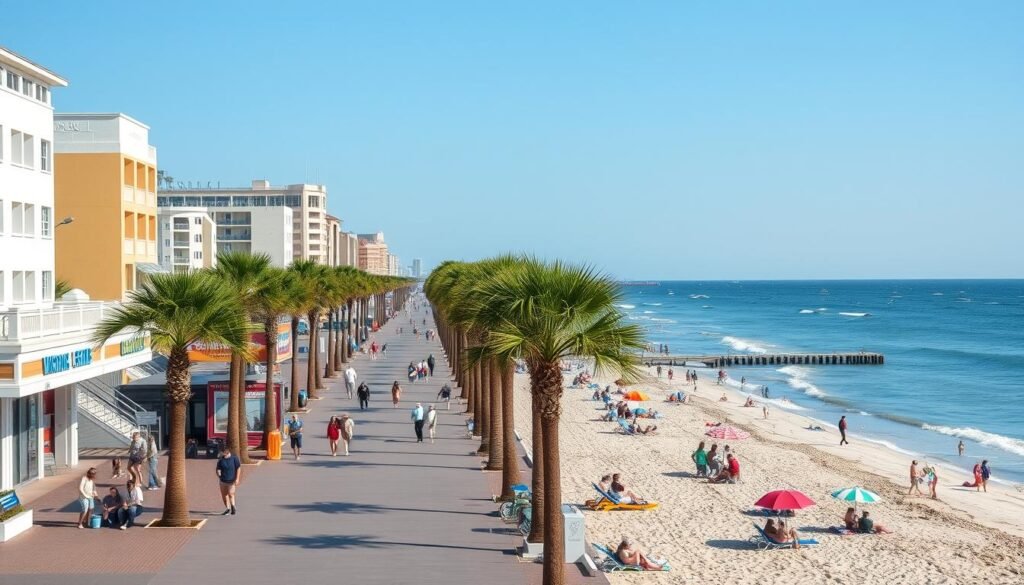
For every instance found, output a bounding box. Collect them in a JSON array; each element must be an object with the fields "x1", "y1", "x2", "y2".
[{"x1": 0, "y1": 509, "x2": 33, "y2": 542}]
